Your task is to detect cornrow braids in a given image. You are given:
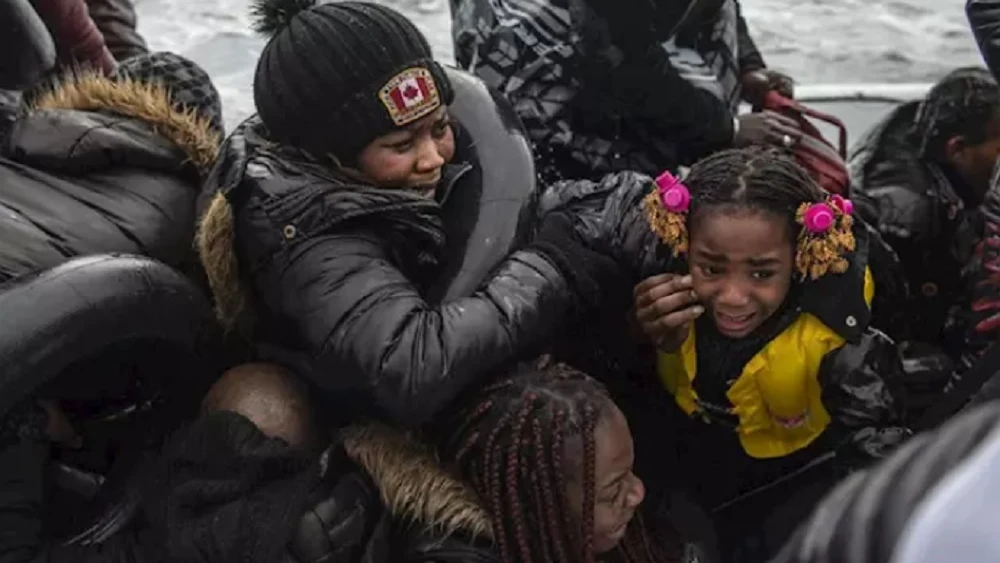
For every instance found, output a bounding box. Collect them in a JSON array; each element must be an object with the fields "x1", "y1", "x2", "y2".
[
  {"x1": 685, "y1": 146, "x2": 825, "y2": 239},
  {"x1": 438, "y1": 358, "x2": 671, "y2": 563},
  {"x1": 914, "y1": 66, "x2": 1000, "y2": 161}
]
